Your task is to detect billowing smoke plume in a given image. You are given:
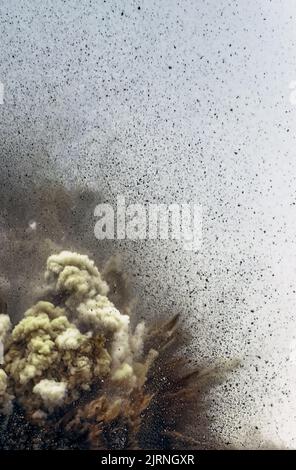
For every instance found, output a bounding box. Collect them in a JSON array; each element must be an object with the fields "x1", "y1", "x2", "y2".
[{"x1": 0, "y1": 251, "x2": 157, "y2": 422}]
